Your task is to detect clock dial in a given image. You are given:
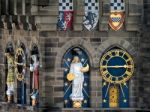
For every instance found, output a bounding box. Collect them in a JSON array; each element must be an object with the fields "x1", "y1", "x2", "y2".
[{"x1": 100, "y1": 49, "x2": 134, "y2": 84}]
